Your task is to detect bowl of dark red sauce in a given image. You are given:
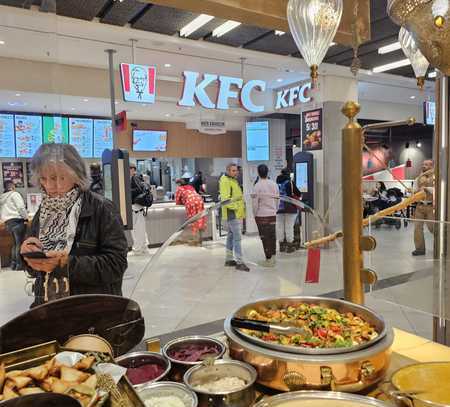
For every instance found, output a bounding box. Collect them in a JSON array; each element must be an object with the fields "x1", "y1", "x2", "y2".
[
  {"x1": 115, "y1": 351, "x2": 171, "y2": 389},
  {"x1": 162, "y1": 336, "x2": 226, "y2": 382}
]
